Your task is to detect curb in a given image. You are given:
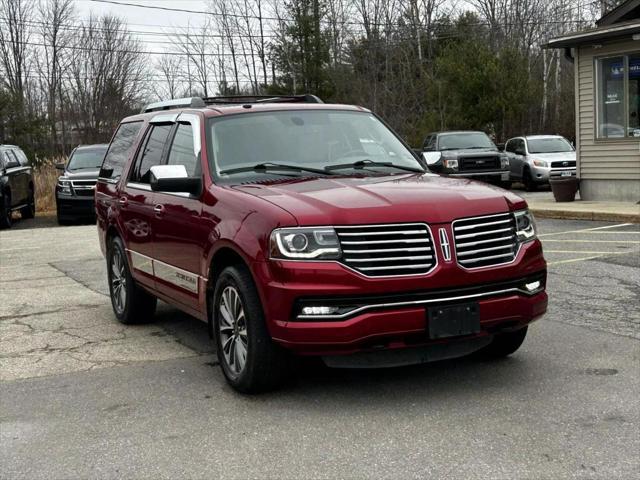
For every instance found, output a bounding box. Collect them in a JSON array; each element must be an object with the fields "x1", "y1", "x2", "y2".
[{"x1": 530, "y1": 207, "x2": 640, "y2": 224}]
